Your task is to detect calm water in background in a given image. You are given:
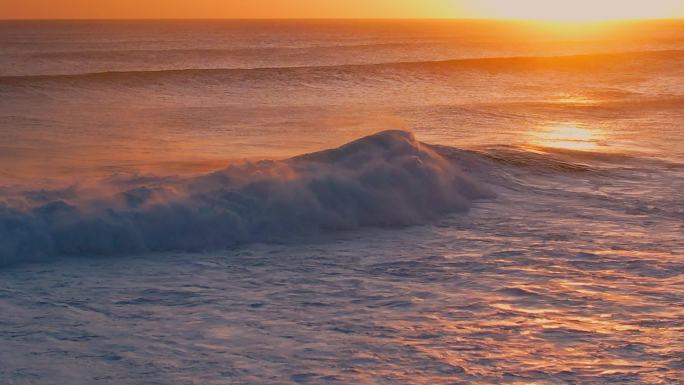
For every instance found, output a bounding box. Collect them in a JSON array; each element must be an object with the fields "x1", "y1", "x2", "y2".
[
  {"x1": 2, "y1": 20, "x2": 684, "y2": 181},
  {"x1": 0, "y1": 20, "x2": 683, "y2": 384}
]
